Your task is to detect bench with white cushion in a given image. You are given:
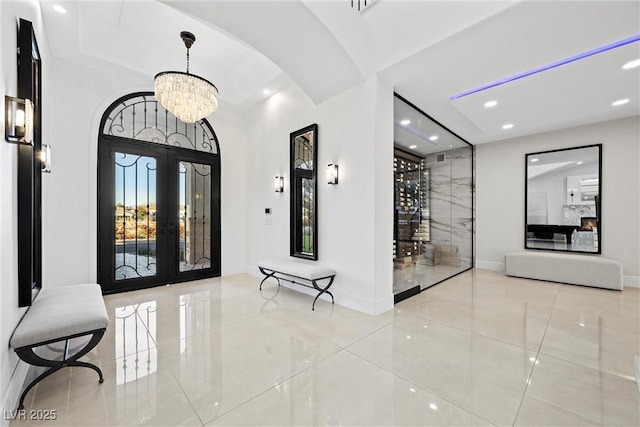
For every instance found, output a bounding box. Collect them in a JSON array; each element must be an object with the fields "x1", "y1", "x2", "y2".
[
  {"x1": 258, "y1": 260, "x2": 336, "y2": 310},
  {"x1": 505, "y1": 251, "x2": 623, "y2": 290},
  {"x1": 9, "y1": 284, "x2": 109, "y2": 409}
]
